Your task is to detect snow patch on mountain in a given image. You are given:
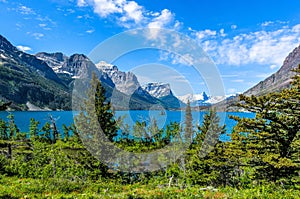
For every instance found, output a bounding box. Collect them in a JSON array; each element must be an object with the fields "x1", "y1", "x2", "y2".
[
  {"x1": 178, "y1": 92, "x2": 234, "y2": 105},
  {"x1": 142, "y1": 82, "x2": 173, "y2": 98},
  {"x1": 177, "y1": 92, "x2": 209, "y2": 103},
  {"x1": 96, "y1": 61, "x2": 140, "y2": 95}
]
